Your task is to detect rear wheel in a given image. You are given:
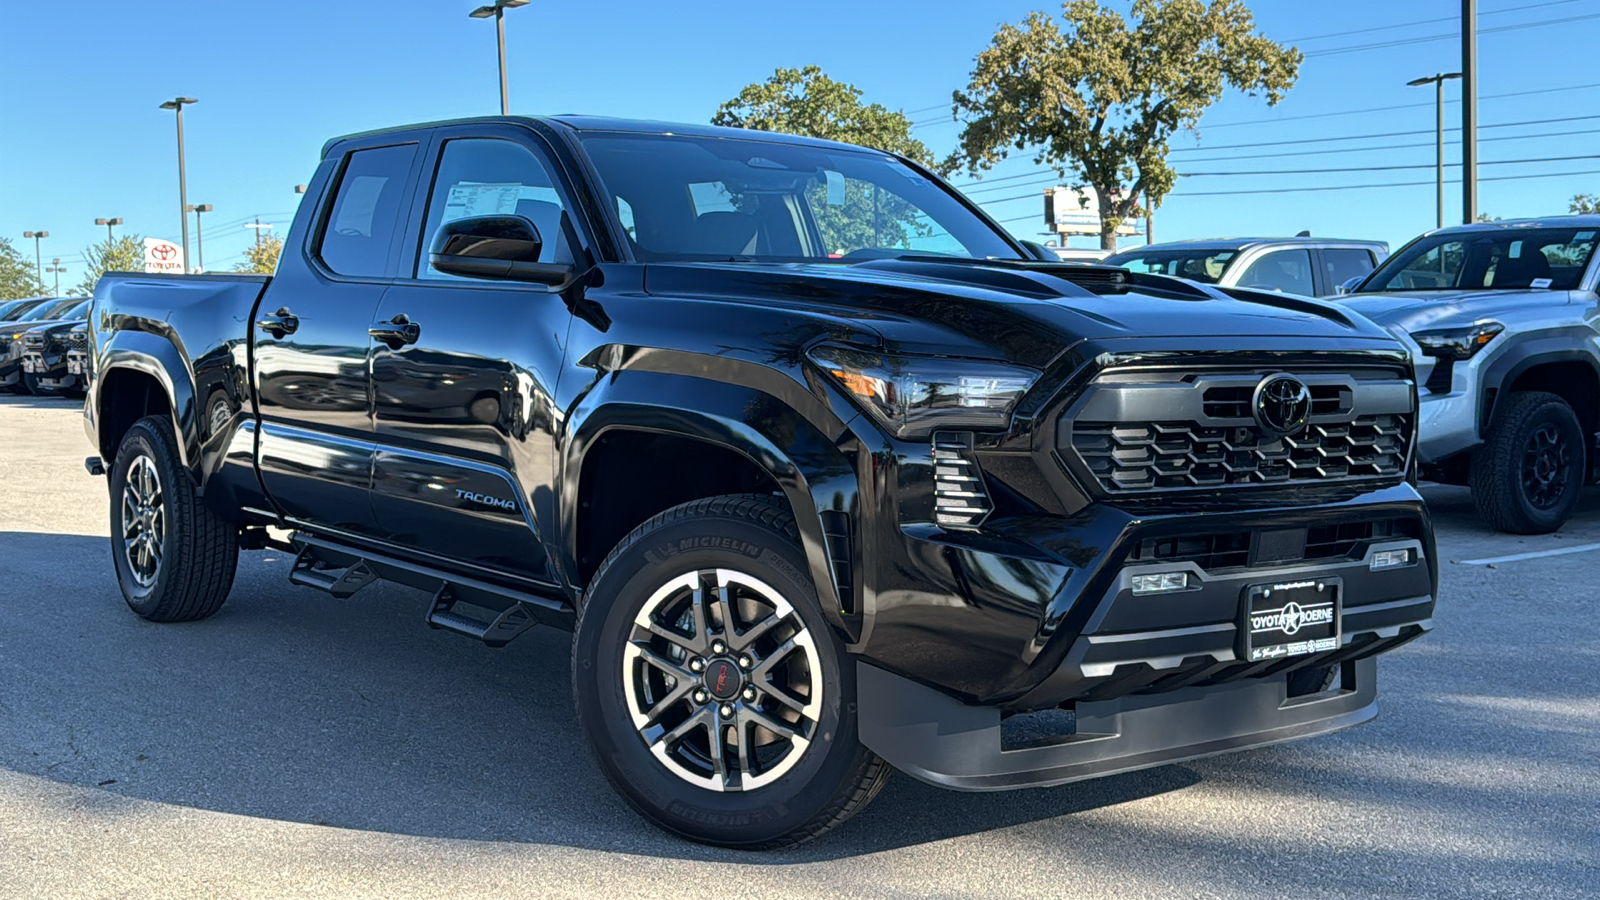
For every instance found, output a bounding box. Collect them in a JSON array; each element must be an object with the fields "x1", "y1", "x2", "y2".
[
  {"x1": 572, "y1": 494, "x2": 890, "y2": 849},
  {"x1": 1470, "y1": 391, "x2": 1586, "y2": 534},
  {"x1": 109, "y1": 416, "x2": 239, "y2": 621}
]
